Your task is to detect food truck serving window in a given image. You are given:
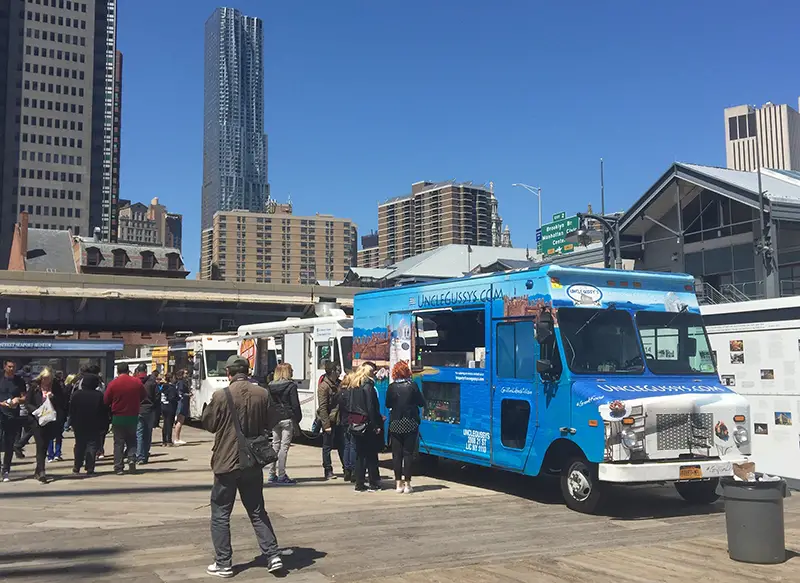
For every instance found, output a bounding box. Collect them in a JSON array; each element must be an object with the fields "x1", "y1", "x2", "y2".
[
  {"x1": 413, "y1": 309, "x2": 485, "y2": 370},
  {"x1": 636, "y1": 311, "x2": 716, "y2": 375}
]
